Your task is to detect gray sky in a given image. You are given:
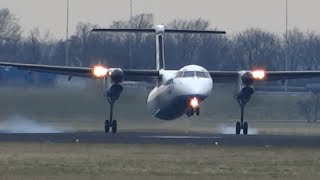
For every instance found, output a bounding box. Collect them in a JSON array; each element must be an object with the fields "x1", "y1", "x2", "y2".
[{"x1": 1, "y1": 0, "x2": 320, "y2": 39}]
